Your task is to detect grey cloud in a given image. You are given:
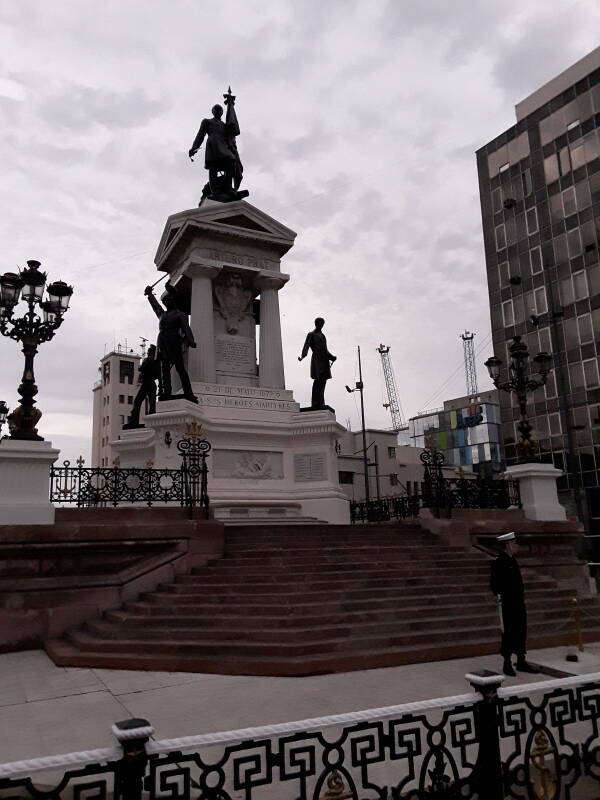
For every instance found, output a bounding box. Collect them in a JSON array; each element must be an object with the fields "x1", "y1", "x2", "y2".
[{"x1": 39, "y1": 85, "x2": 169, "y2": 130}]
